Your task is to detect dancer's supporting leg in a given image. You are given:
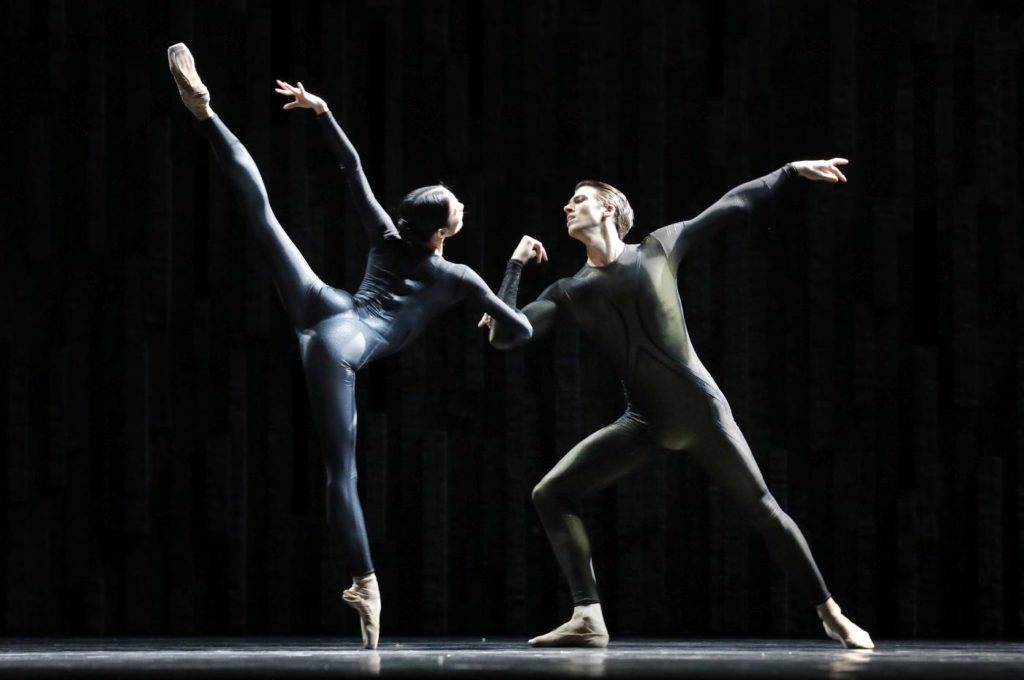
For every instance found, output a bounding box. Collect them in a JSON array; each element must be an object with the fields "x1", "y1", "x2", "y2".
[
  {"x1": 168, "y1": 43, "x2": 380, "y2": 647},
  {"x1": 530, "y1": 416, "x2": 663, "y2": 648},
  {"x1": 302, "y1": 343, "x2": 380, "y2": 649},
  {"x1": 689, "y1": 421, "x2": 874, "y2": 650}
]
